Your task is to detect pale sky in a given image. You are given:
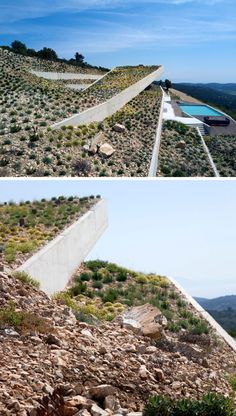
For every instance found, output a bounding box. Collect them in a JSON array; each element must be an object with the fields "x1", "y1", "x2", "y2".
[{"x1": 0, "y1": 179, "x2": 235, "y2": 299}]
